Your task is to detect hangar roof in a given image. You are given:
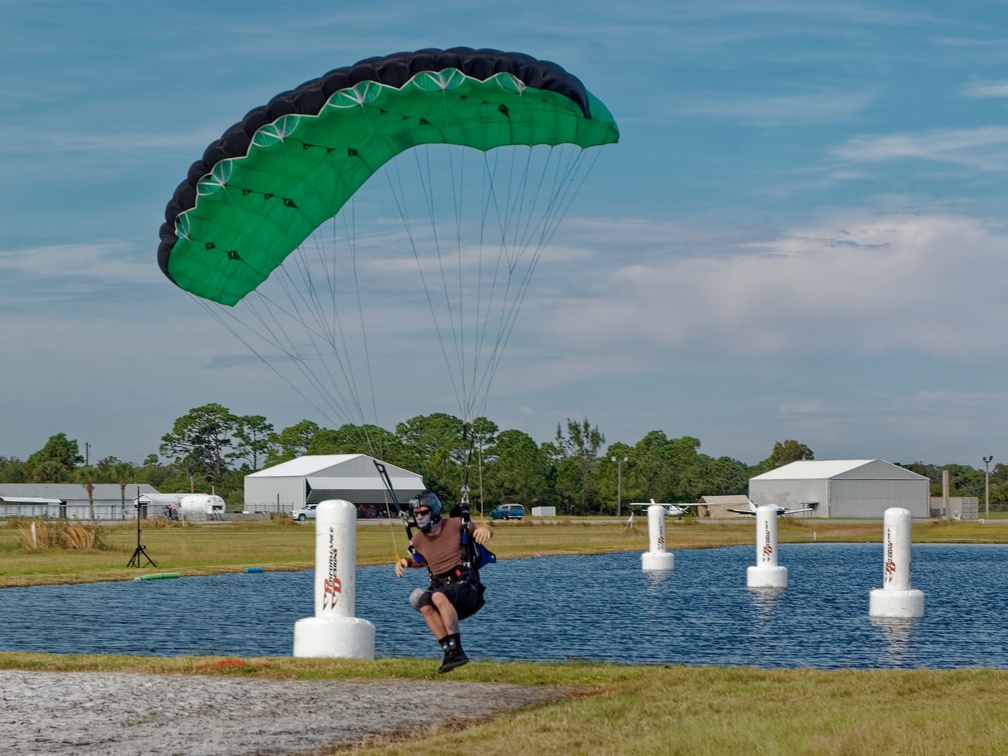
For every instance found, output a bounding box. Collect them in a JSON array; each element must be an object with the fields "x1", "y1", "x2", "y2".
[
  {"x1": 0, "y1": 483, "x2": 159, "y2": 501},
  {"x1": 751, "y1": 459, "x2": 927, "y2": 481},
  {"x1": 246, "y1": 454, "x2": 425, "y2": 504},
  {"x1": 246, "y1": 454, "x2": 361, "y2": 477}
]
